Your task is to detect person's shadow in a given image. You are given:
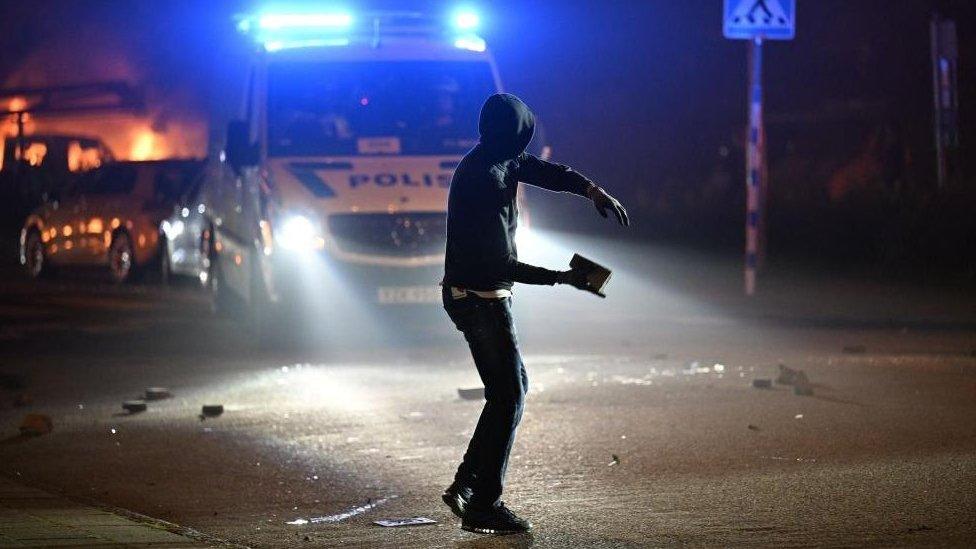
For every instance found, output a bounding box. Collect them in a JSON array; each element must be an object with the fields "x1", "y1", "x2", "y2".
[{"x1": 454, "y1": 532, "x2": 534, "y2": 549}]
